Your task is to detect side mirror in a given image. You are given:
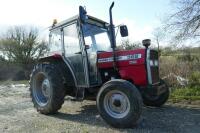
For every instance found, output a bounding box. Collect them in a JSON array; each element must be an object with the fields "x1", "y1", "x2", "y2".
[
  {"x1": 120, "y1": 25, "x2": 128, "y2": 37},
  {"x1": 79, "y1": 6, "x2": 87, "y2": 23}
]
